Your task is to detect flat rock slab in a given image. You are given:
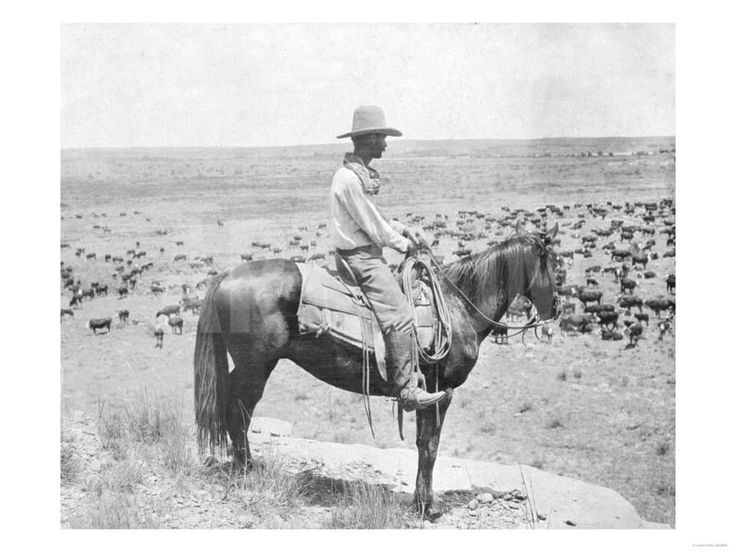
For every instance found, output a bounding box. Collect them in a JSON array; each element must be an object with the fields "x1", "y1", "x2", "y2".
[{"x1": 248, "y1": 418, "x2": 669, "y2": 530}]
